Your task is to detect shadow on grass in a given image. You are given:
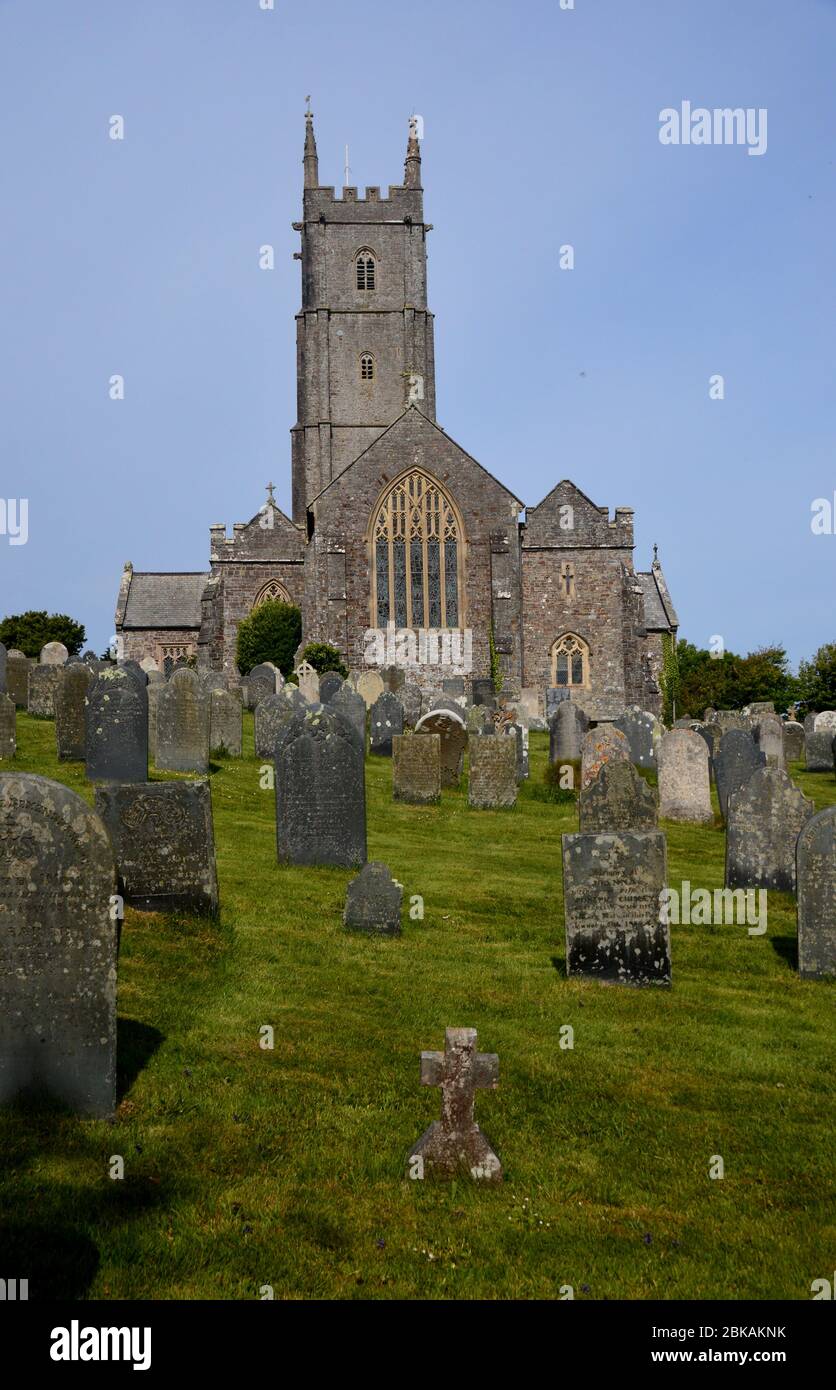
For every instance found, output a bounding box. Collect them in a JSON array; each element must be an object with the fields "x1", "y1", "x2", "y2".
[
  {"x1": 117, "y1": 1017, "x2": 165, "y2": 1101},
  {"x1": 771, "y1": 934, "x2": 798, "y2": 971},
  {"x1": 550, "y1": 954, "x2": 567, "y2": 978},
  {"x1": 0, "y1": 1221, "x2": 102, "y2": 1299}
]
